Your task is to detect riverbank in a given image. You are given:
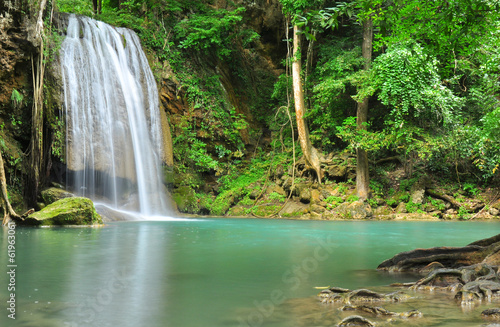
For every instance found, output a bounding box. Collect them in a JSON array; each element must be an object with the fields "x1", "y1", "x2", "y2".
[{"x1": 172, "y1": 159, "x2": 500, "y2": 221}]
